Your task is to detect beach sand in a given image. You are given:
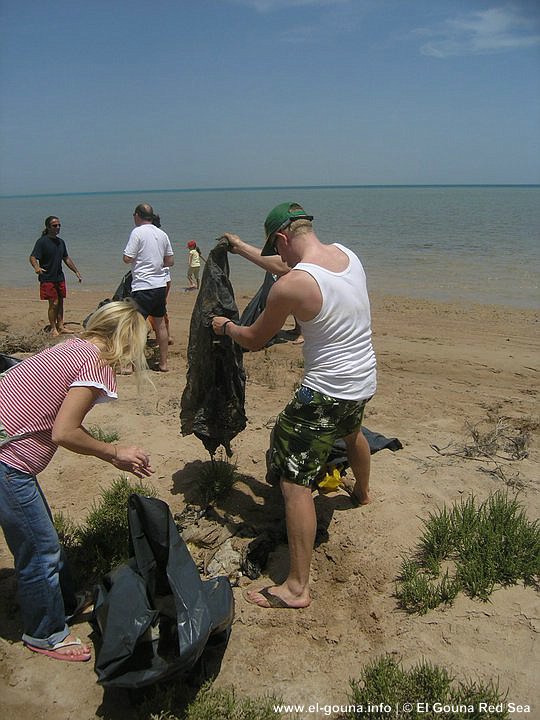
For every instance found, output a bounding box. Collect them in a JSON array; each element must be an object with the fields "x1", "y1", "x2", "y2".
[{"x1": 0, "y1": 285, "x2": 538, "y2": 719}]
